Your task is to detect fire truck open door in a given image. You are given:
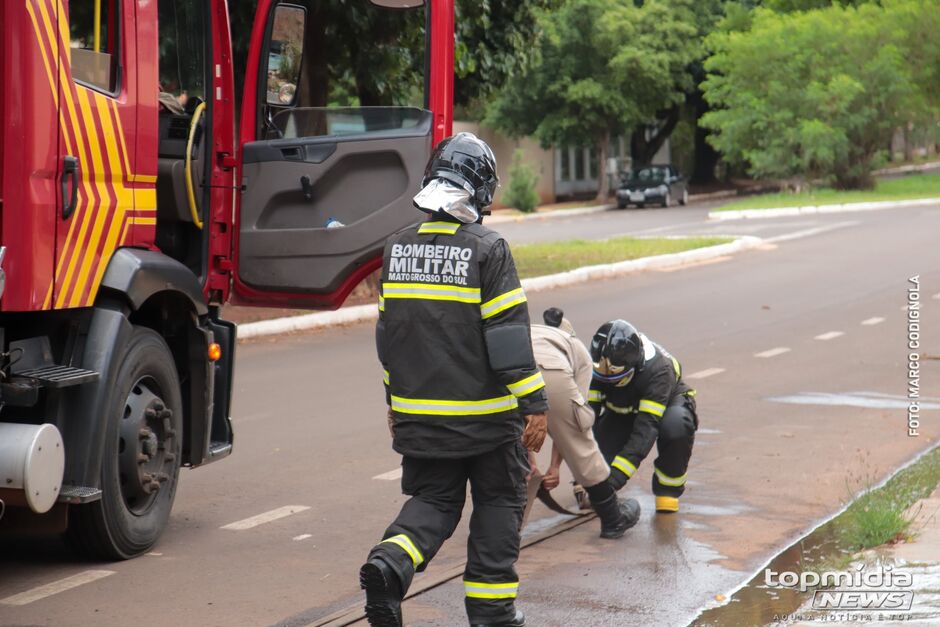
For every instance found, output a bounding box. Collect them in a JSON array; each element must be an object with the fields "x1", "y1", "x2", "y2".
[{"x1": 232, "y1": 0, "x2": 453, "y2": 309}]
